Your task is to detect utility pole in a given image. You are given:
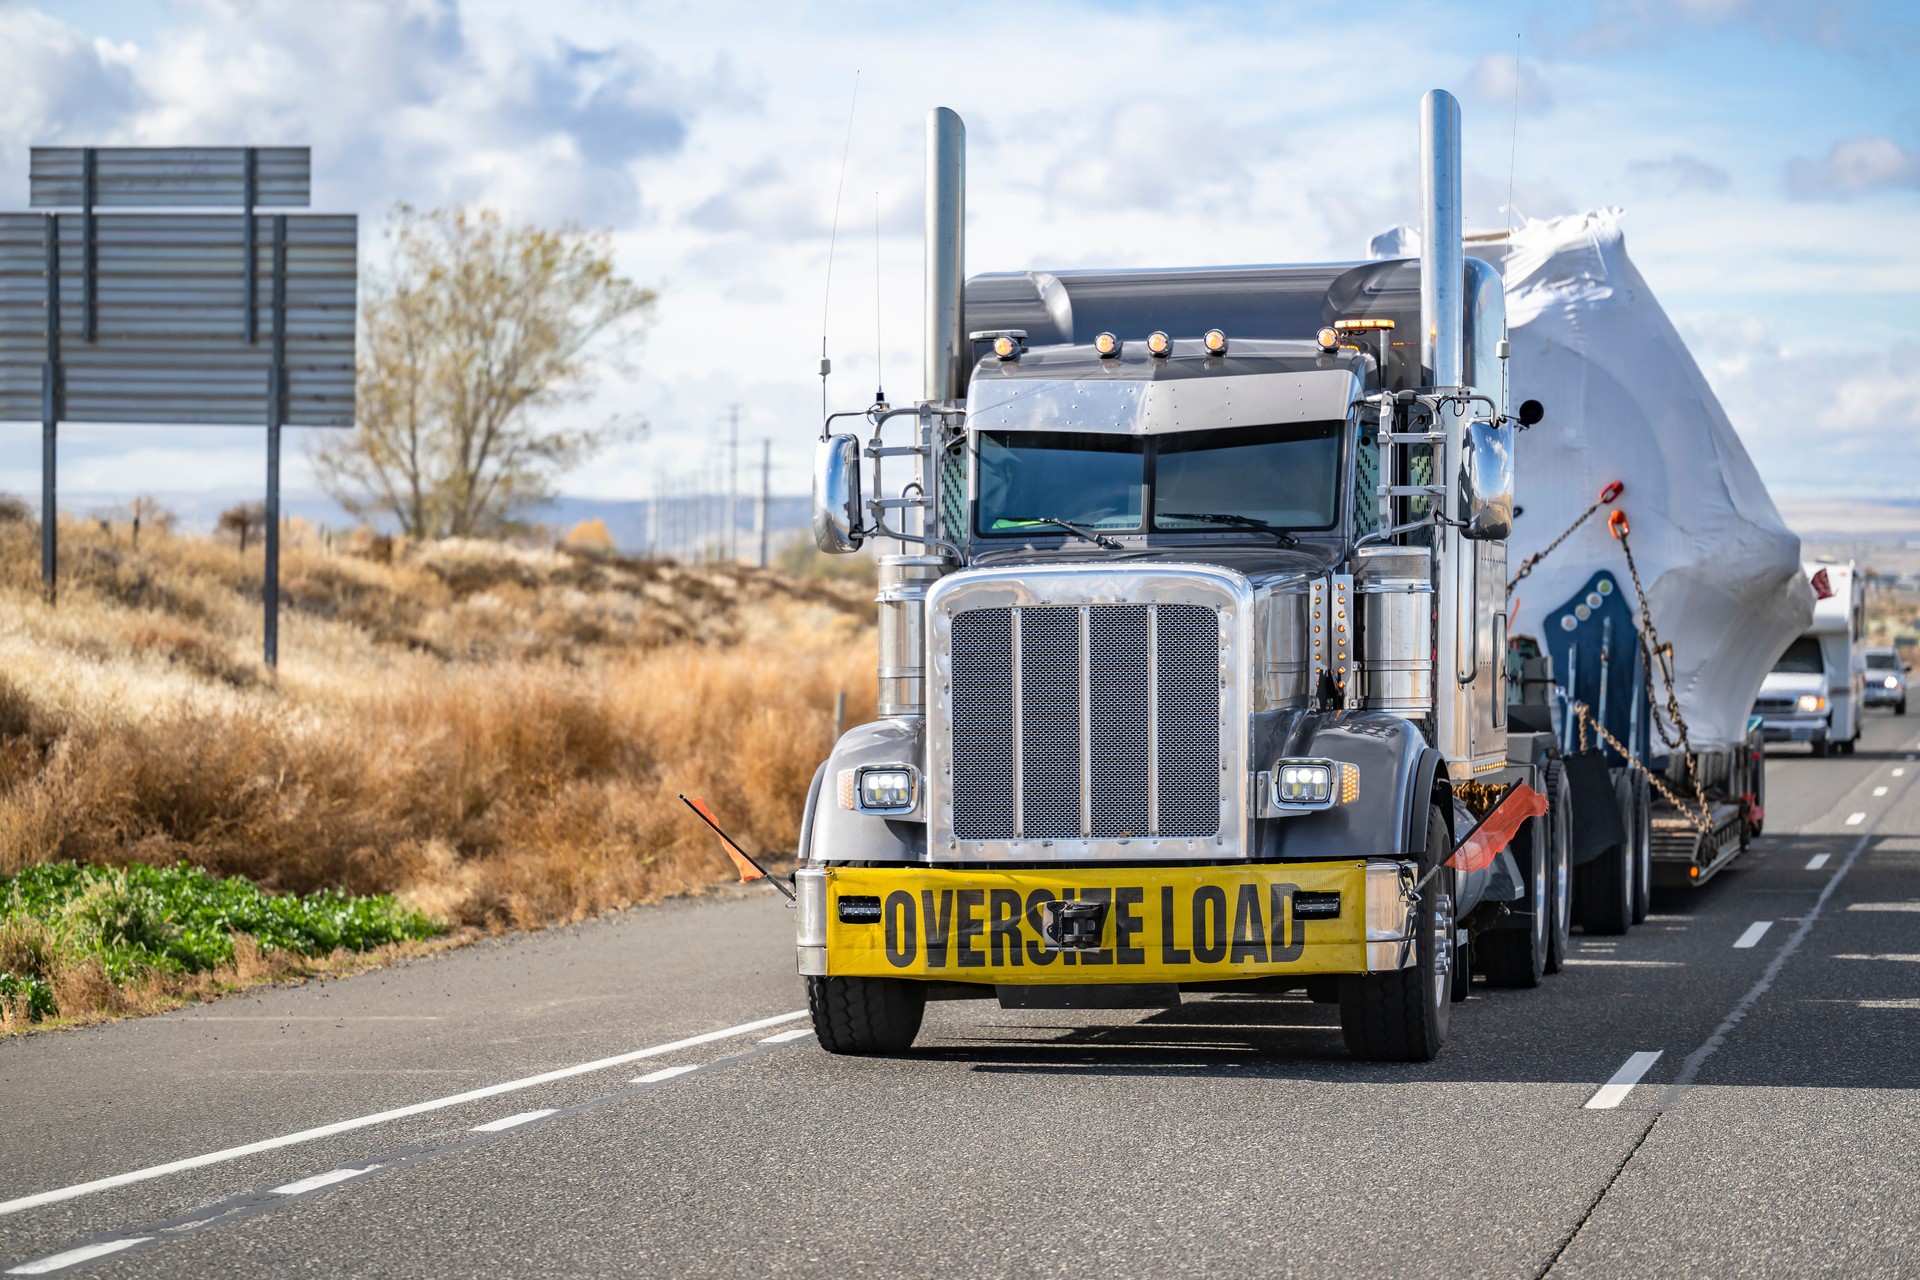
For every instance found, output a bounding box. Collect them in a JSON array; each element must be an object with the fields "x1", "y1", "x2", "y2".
[
  {"x1": 756, "y1": 439, "x2": 771, "y2": 569},
  {"x1": 646, "y1": 465, "x2": 661, "y2": 557},
  {"x1": 726, "y1": 404, "x2": 740, "y2": 563}
]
